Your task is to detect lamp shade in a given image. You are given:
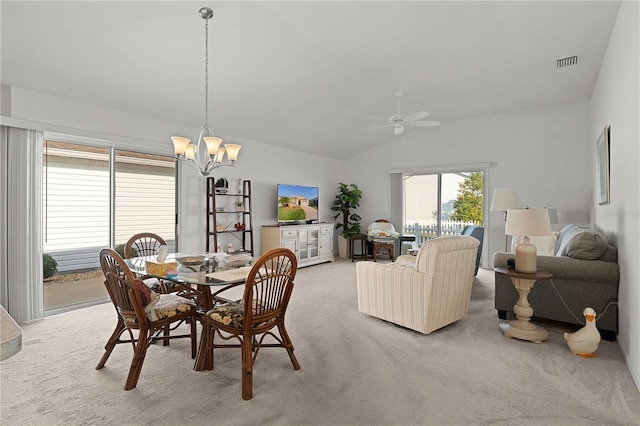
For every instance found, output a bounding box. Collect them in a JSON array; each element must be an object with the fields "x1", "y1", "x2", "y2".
[
  {"x1": 171, "y1": 137, "x2": 191, "y2": 156},
  {"x1": 490, "y1": 188, "x2": 522, "y2": 211},
  {"x1": 203, "y1": 137, "x2": 223, "y2": 156},
  {"x1": 224, "y1": 144, "x2": 242, "y2": 162},
  {"x1": 505, "y1": 208, "x2": 552, "y2": 237}
]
